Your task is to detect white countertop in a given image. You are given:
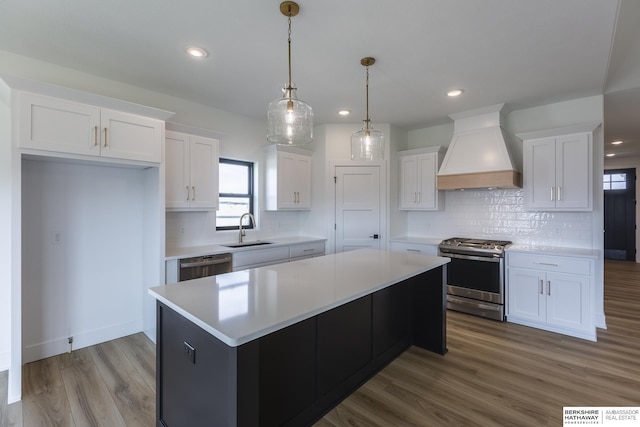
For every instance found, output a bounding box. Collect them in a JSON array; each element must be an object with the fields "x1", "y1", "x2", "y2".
[
  {"x1": 149, "y1": 249, "x2": 450, "y2": 347},
  {"x1": 507, "y1": 244, "x2": 600, "y2": 259},
  {"x1": 165, "y1": 236, "x2": 327, "y2": 260}
]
